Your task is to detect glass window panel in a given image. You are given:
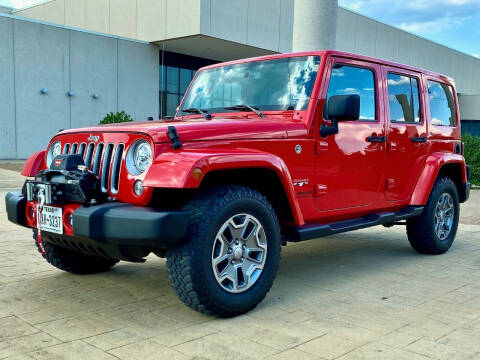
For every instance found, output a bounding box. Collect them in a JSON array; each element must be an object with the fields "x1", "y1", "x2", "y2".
[
  {"x1": 159, "y1": 65, "x2": 166, "y2": 92},
  {"x1": 412, "y1": 78, "x2": 421, "y2": 123},
  {"x1": 428, "y1": 81, "x2": 456, "y2": 126},
  {"x1": 387, "y1": 73, "x2": 421, "y2": 123},
  {"x1": 166, "y1": 66, "x2": 179, "y2": 93},
  {"x1": 166, "y1": 93, "x2": 180, "y2": 117},
  {"x1": 180, "y1": 56, "x2": 321, "y2": 114},
  {"x1": 159, "y1": 92, "x2": 166, "y2": 118},
  {"x1": 326, "y1": 64, "x2": 376, "y2": 121},
  {"x1": 180, "y1": 68, "x2": 193, "y2": 93}
]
